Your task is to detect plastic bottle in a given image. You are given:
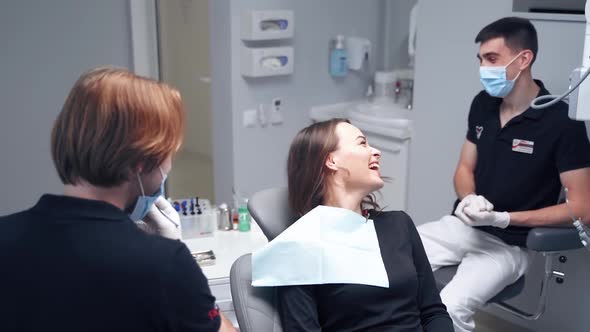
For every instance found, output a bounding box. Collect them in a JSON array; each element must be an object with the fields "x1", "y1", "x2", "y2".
[
  {"x1": 238, "y1": 202, "x2": 251, "y2": 232},
  {"x1": 330, "y1": 35, "x2": 348, "y2": 77}
]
